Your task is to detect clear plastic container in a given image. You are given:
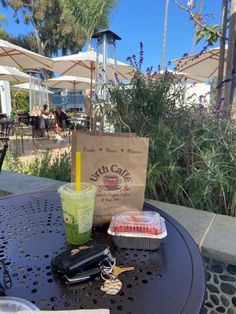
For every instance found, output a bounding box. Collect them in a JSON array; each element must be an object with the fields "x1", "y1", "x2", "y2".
[
  {"x1": 108, "y1": 211, "x2": 167, "y2": 250},
  {"x1": 0, "y1": 297, "x2": 40, "y2": 312}
]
